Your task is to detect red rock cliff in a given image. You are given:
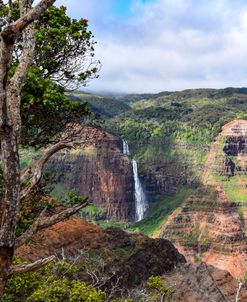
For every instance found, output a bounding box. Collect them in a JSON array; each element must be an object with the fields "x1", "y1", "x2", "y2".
[
  {"x1": 157, "y1": 120, "x2": 247, "y2": 278},
  {"x1": 46, "y1": 125, "x2": 135, "y2": 221}
]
